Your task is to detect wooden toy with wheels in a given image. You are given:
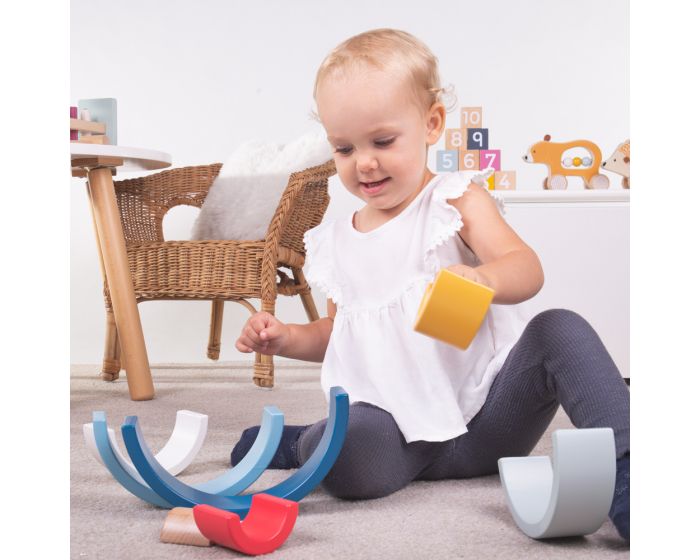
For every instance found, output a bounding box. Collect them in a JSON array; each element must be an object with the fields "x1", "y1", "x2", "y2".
[
  {"x1": 602, "y1": 139, "x2": 630, "y2": 188},
  {"x1": 523, "y1": 135, "x2": 609, "y2": 190}
]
